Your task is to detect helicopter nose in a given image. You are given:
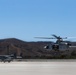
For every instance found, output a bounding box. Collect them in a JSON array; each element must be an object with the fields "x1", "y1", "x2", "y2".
[{"x1": 44, "y1": 45, "x2": 49, "y2": 49}]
